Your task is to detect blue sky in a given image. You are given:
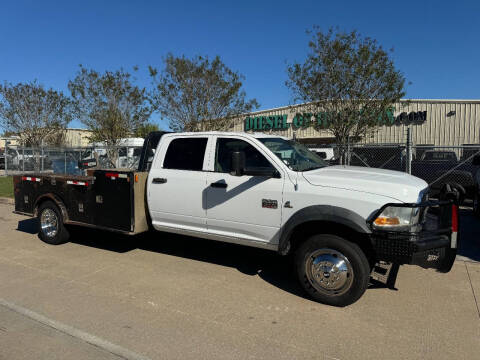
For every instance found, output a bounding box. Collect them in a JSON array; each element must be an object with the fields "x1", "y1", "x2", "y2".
[{"x1": 1, "y1": 0, "x2": 479, "y2": 129}]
